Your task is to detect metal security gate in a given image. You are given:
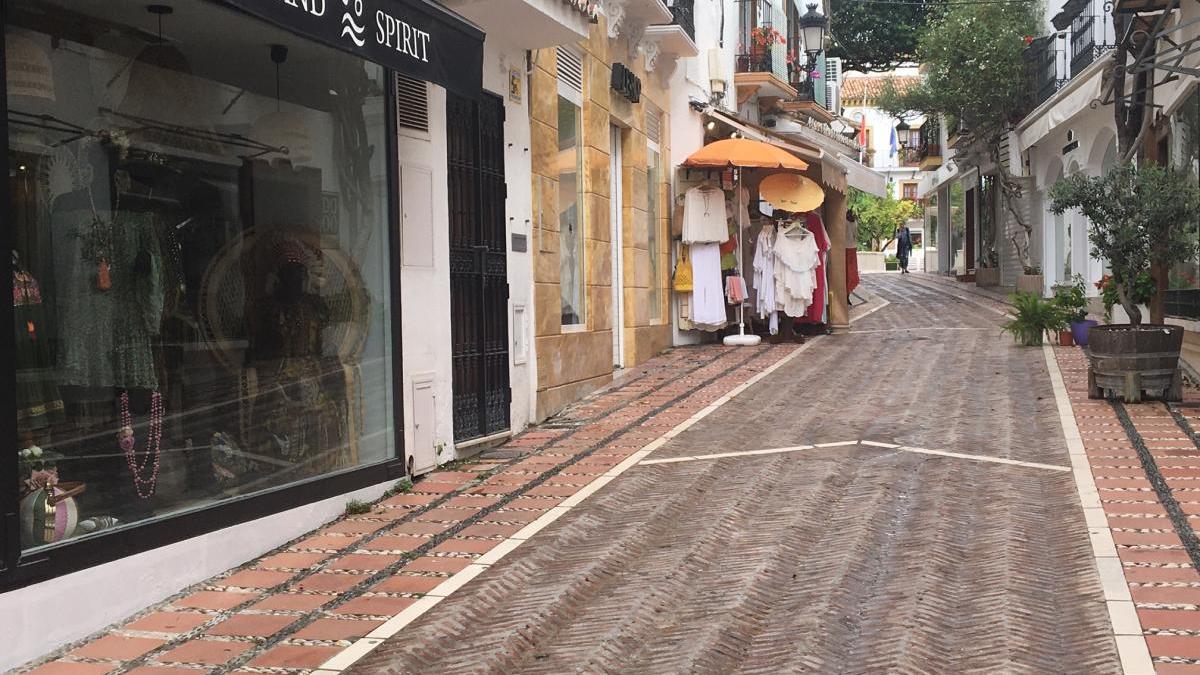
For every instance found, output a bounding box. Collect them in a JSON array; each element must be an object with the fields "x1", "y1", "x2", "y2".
[{"x1": 448, "y1": 92, "x2": 510, "y2": 442}]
